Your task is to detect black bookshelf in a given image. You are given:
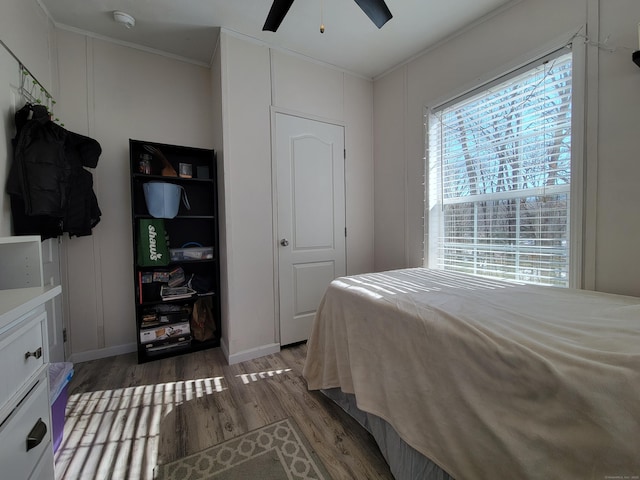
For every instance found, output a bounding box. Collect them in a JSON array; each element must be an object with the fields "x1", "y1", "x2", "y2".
[{"x1": 129, "y1": 139, "x2": 221, "y2": 363}]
